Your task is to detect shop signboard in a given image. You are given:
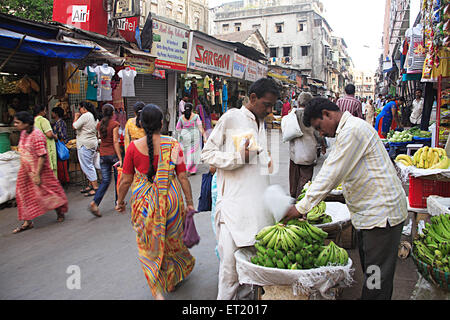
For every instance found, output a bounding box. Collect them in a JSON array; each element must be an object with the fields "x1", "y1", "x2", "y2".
[
  {"x1": 189, "y1": 35, "x2": 234, "y2": 77},
  {"x1": 151, "y1": 18, "x2": 189, "y2": 72},
  {"x1": 257, "y1": 63, "x2": 268, "y2": 79},
  {"x1": 117, "y1": 16, "x2": 139, "y2": 43},
  {"x1": 113, "y1": 0, "x2": 140, "y2": 19},
  {"x1": 124, "y1": 53, "x2": 155, "y2": 74},
  {"x1": 245, "y1": 59, "x2": 259, "y2": 82},
  {"x1": 233, "y1": 53, "x2": 248, "y2": 79}
]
